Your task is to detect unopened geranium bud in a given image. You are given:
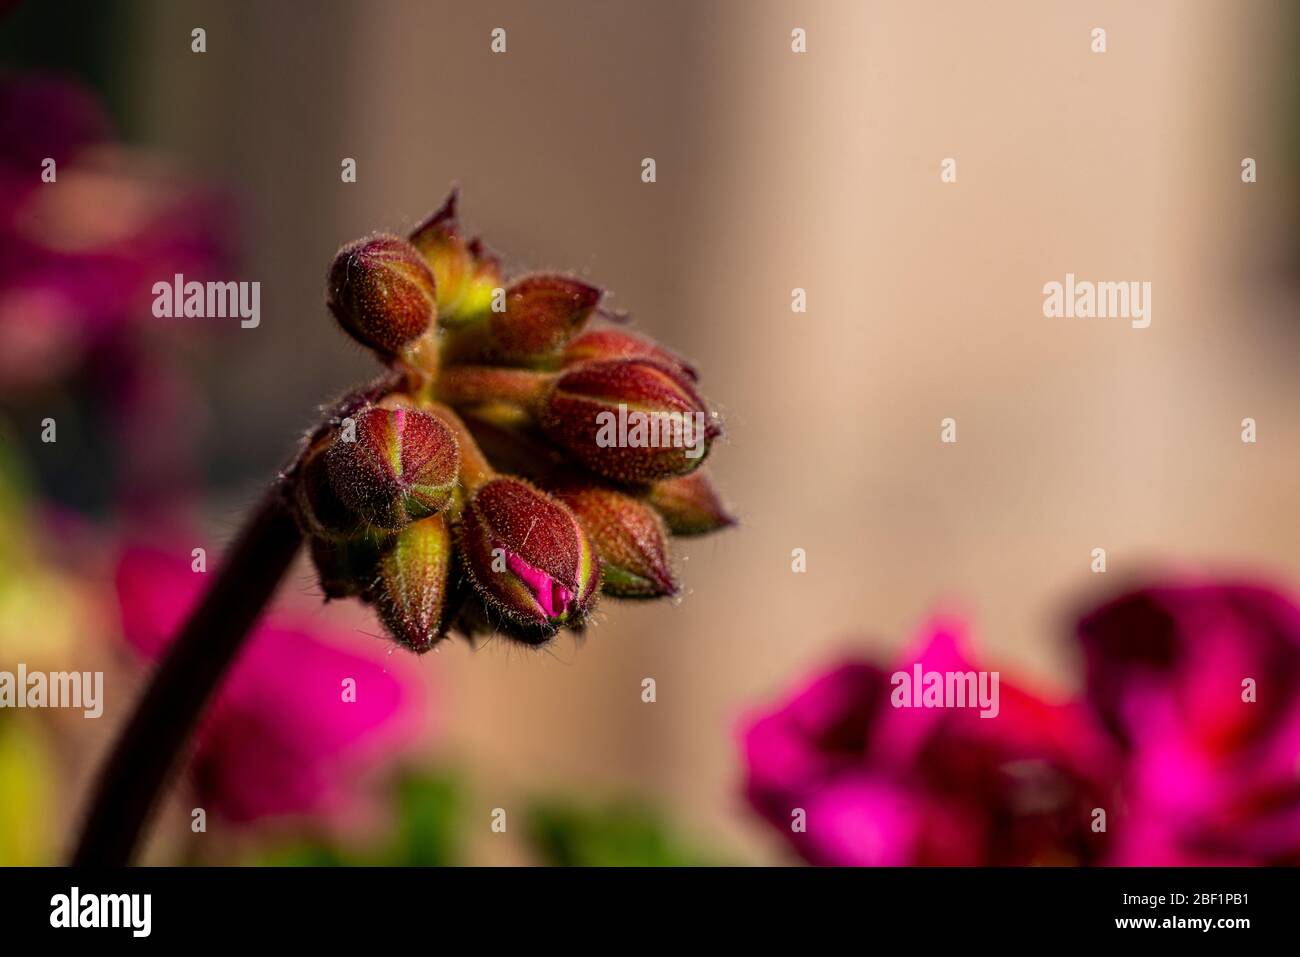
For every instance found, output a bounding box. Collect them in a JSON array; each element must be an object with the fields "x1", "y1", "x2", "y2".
[
  {"x1": 563, "y1": 328, "x2": 697, "y2": 382},
  {"x1": 409, "y1": 190, "x2": 502, "y2": 326},
  {"x1": 327, "y1": 235, "x2": 436, "y2": 357},
  {"x1": 293, "y1": 436, "x2": 365, "y2": 541},
  {"x1": 308, "y1": 533, "x2": 383, "y2": 600},
  {"x1": 326, "y1": 405, "x2": 459, "y2": 529},
  {"x1": 646, "y1": 471, "x2": 736, "y2": 536},
  {"x1": 557, "y1": 485, "x2": 677, "y2": 598},
  {"x1": 372, "y1": 514, "x2": 452, "y2": 654},
  {"x1": 458, "y1": 476, "x2": 600, "y2": 632},
  {"x1": 485, "y1": 275, "x2": 602, "y2": 363},
  {"x1": 539, "y1": 358, "x2": 721, "y2": 483}
]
